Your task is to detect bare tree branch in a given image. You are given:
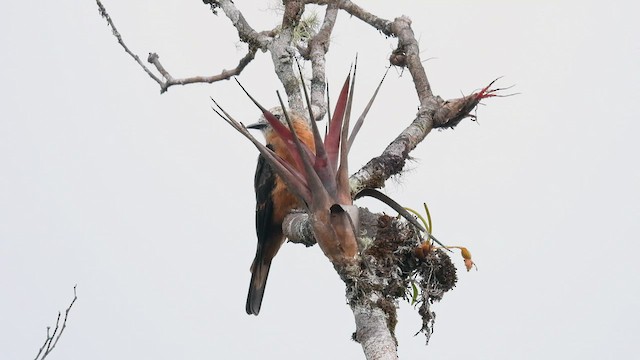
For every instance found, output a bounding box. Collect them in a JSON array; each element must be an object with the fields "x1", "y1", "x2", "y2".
[
  {"x1": 96, "y1": 0, "x2": 163, "y2": 86},
  {"x1": 97, "y1": 0, "x2": 260, "y2": 93},
  {"x1": 147, "y1": 48, "x2": 258, "y2": 93},
  {"x1": 34, "y1": 286, "x2": 78, "y2": 360}
]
